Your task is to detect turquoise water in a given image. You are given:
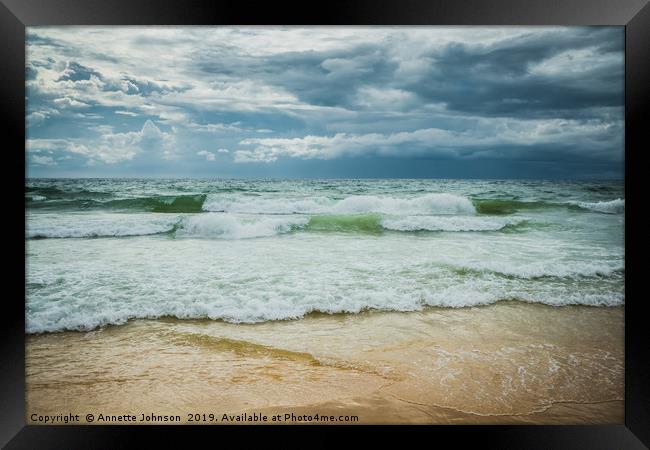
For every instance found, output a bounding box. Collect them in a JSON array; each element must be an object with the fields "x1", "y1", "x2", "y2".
[{"x1": 26, "y1": 178, "x2": 624, "y2": 333}]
